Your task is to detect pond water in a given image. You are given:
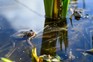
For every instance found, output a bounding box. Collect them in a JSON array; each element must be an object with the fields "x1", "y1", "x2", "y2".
[{"x1": 0, "y1": 0, "x2": 93, "y2": 62}]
